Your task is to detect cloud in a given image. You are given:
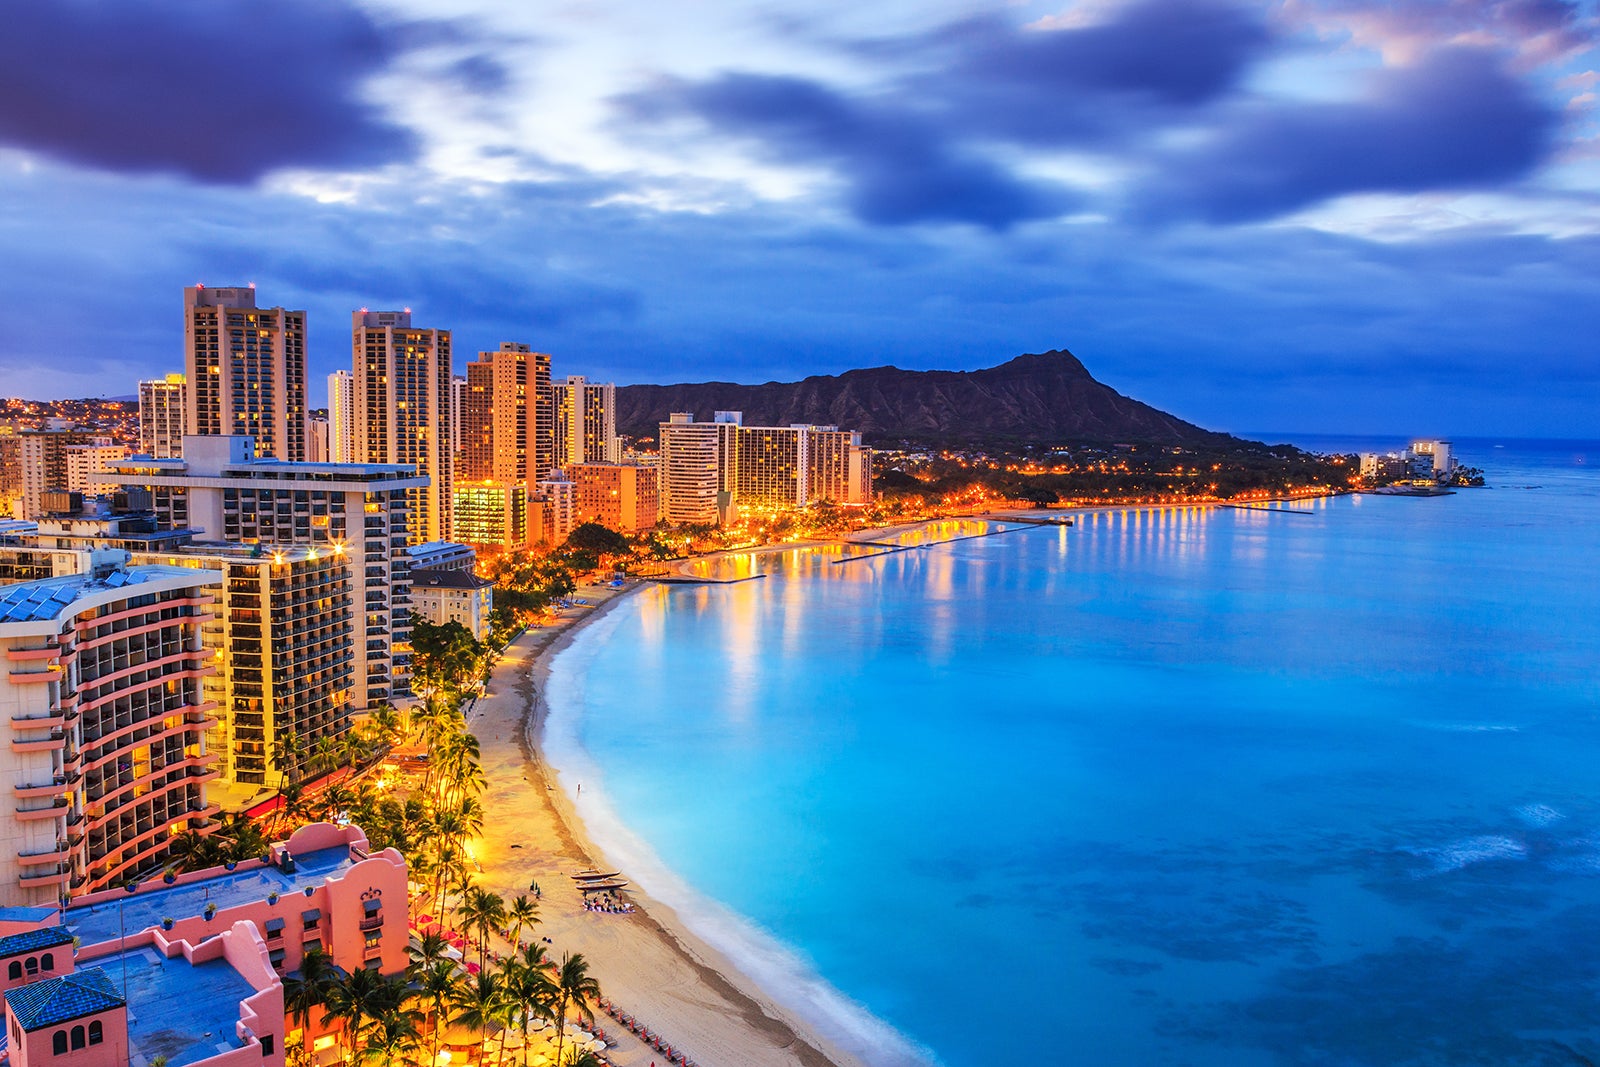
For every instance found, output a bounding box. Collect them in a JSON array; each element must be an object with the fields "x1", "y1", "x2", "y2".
[
  {"x1": 1135, "y1": 47, "x2": 1562, "y2": 222},
  {"x1": 620, "y1": 73, "x2": 1069, "y2": 229},
  {"x1": 1283, "y1": 0, "x2": 1596, "y2": 67},
  {"x1": 0, "y1": 0, "x2": 507, "y2": 183}
]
